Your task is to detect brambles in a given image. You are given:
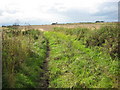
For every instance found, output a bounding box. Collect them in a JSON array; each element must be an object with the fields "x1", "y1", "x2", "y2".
[
  {"x1": 53, "y1": 25, "x2": 119, "y2": 58},
  {"x1": 85, "y1": 26, "x2": 119, "y2": 58}
]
